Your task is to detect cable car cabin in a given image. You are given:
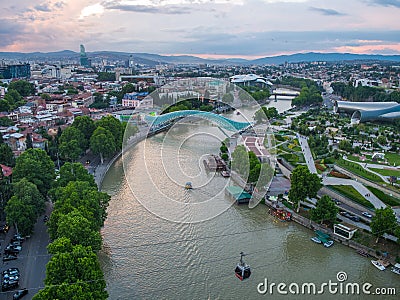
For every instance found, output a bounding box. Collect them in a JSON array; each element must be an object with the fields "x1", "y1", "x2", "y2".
[
  {"x1": 235, "y1": 252, "x2": 251, "y2": 281},
  {"x1": 235, "y1": 264, "x2": 251, "y2": 281}
]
